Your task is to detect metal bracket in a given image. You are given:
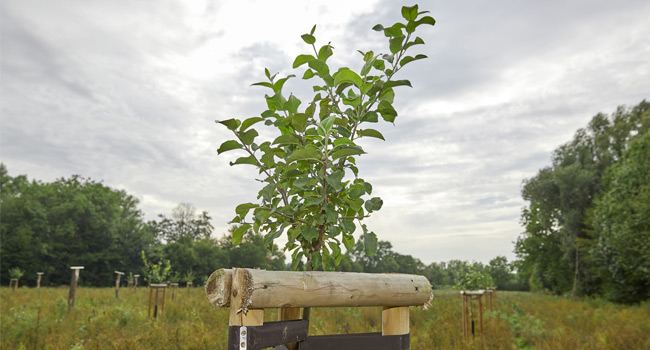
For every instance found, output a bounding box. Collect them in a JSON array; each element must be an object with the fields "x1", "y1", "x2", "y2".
[{"x1": 240, "y1": 326, "x2": 247, "y2": 350}]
